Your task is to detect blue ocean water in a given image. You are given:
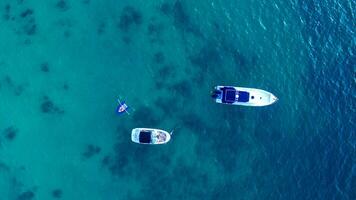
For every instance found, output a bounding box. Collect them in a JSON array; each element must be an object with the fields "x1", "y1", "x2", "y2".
[{"x1": 0, "y1": 0, "x2": 354, "y2": 199}]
